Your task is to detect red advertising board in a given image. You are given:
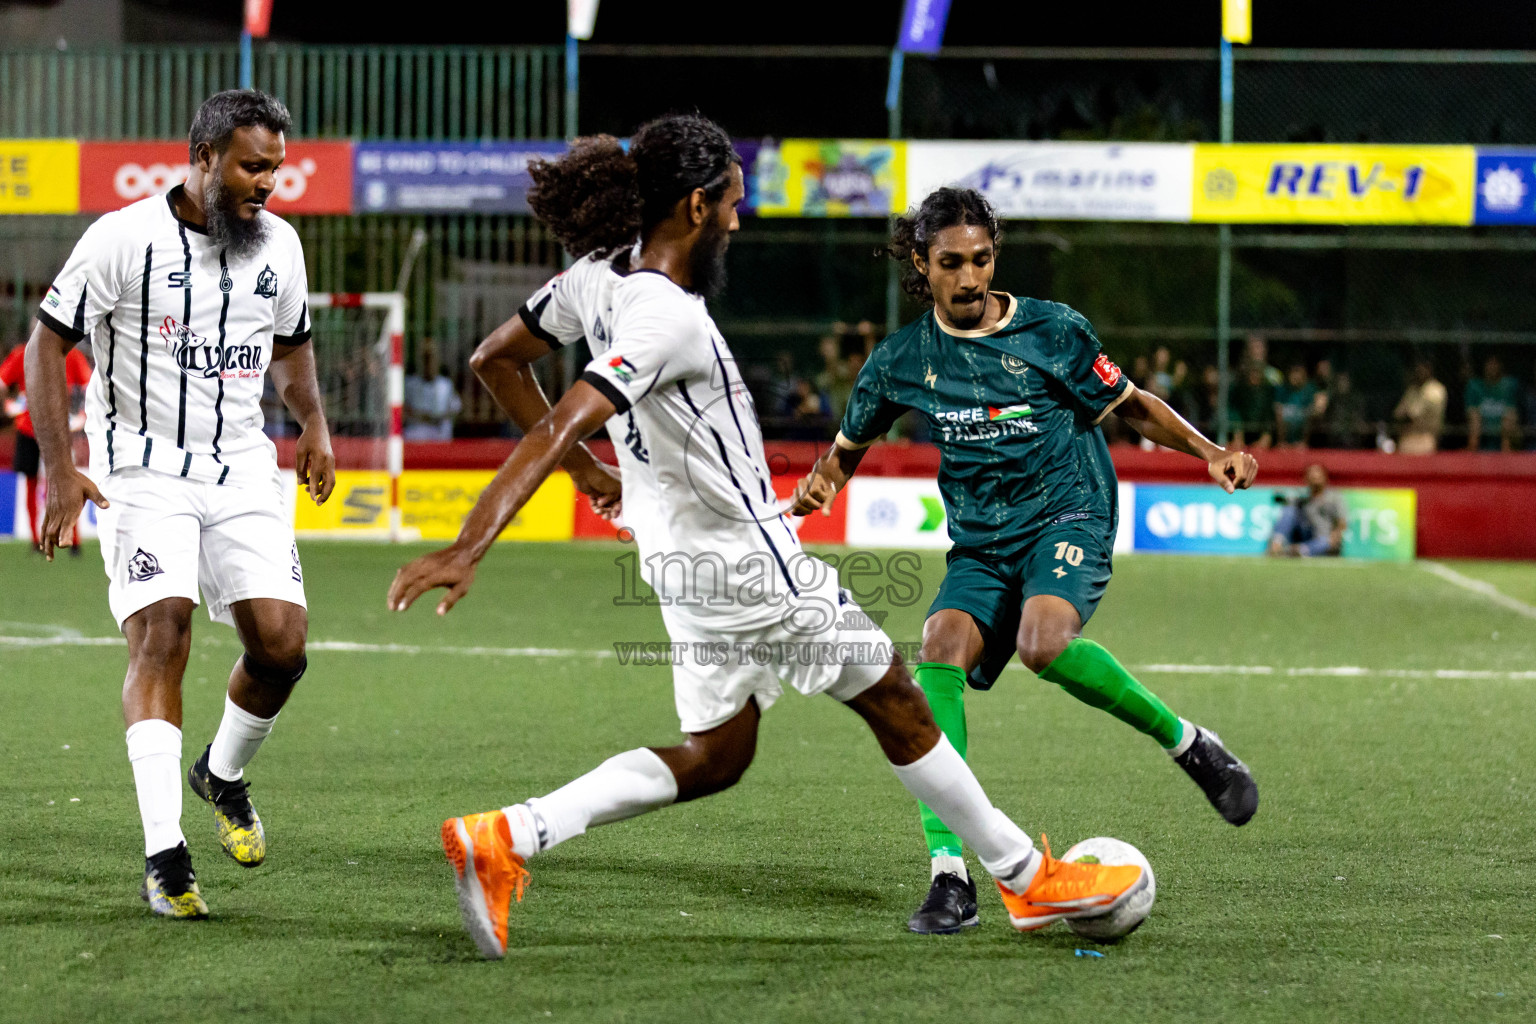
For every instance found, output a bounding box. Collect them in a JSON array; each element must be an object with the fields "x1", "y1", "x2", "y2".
[{"x1": 78, "y1": 140, "x2": 353, "y2": 214}]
